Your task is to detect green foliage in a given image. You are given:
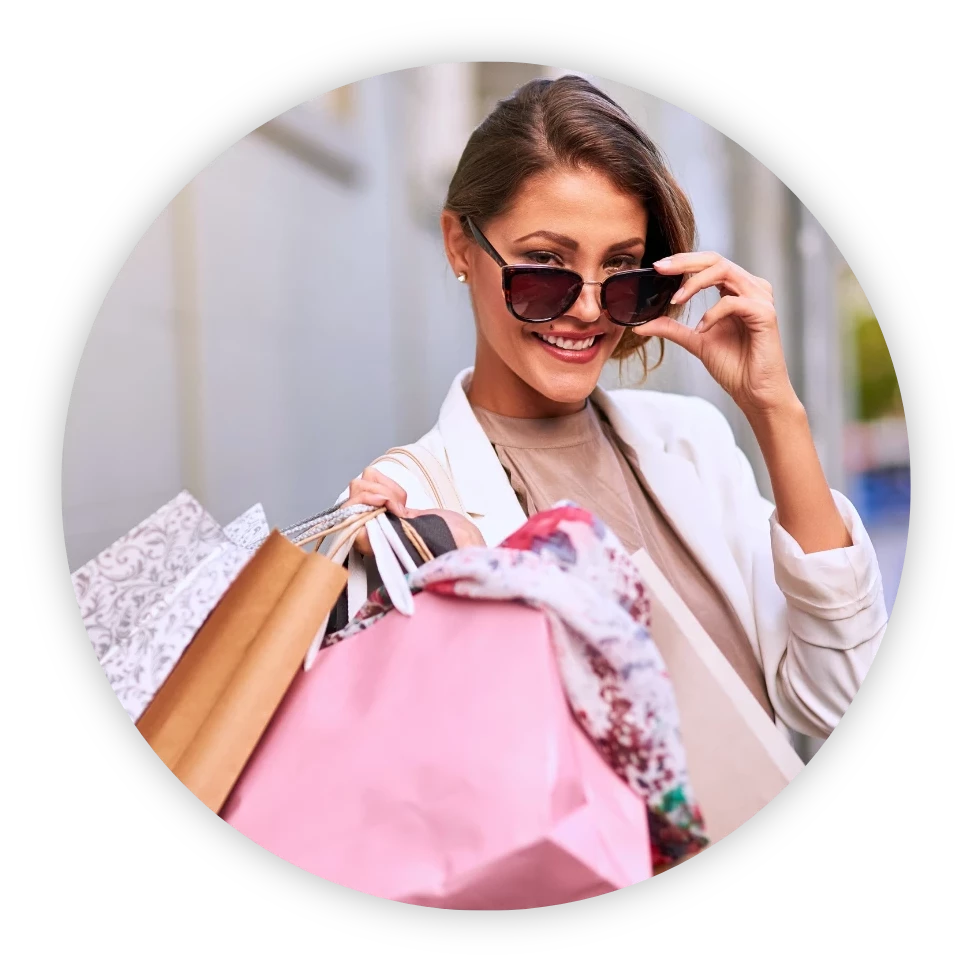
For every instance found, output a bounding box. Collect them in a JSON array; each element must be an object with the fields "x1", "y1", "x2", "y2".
[{"x1": 853, "y1": 312, "x2": 903, "y2": 421}]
